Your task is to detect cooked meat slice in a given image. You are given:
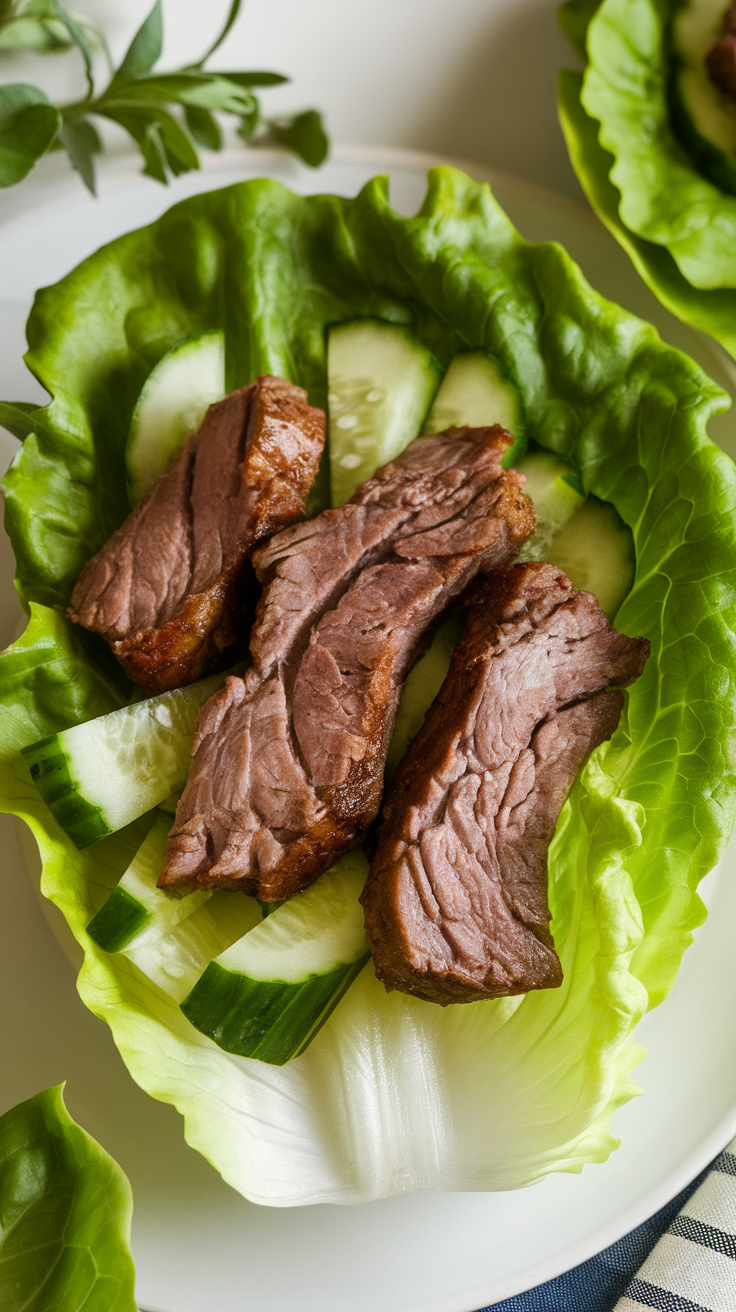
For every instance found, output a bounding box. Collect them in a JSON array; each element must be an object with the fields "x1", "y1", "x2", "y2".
[
  {"x1": 706, "y1": 3, "x2": 736, "y2": 98},
  {"x1": 360, "y1": 562, "x2": 650, "y2": 1005},
  {"x1": 68, "y1": 375, "x2": 325, "y2": 692},
  {"x1": 158, "y1": 426, "x2": 536, "y2": 901}
]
